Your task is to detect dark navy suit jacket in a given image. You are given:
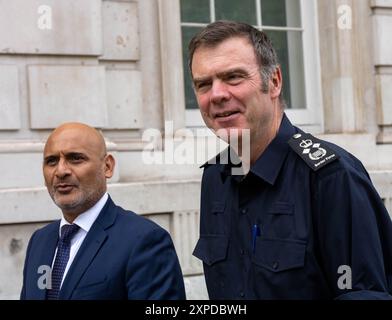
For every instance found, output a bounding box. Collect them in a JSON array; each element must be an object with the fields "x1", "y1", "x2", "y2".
[{"x1": 20, "y1": 196, "x2": 186, "y2": 299}]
